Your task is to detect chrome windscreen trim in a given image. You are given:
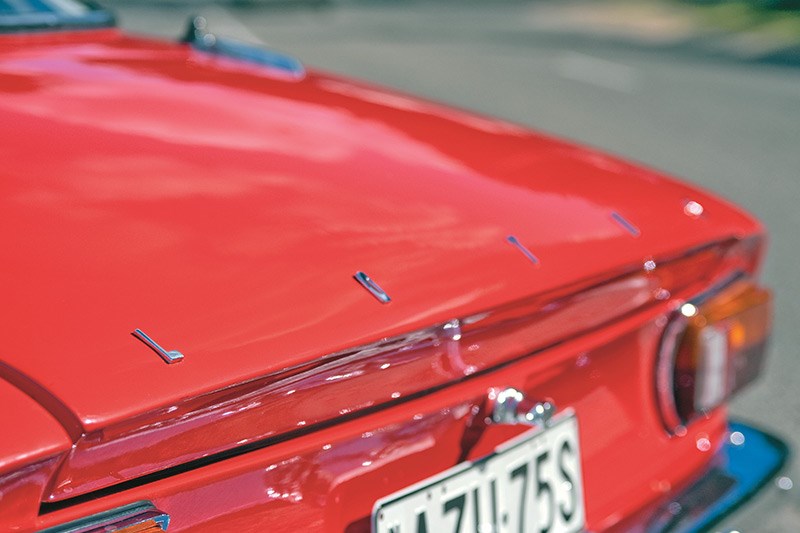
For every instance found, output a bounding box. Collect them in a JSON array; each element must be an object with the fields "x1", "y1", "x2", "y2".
[{"x1": 182, "y1": 15, "x2": 305, "y2": 78}]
